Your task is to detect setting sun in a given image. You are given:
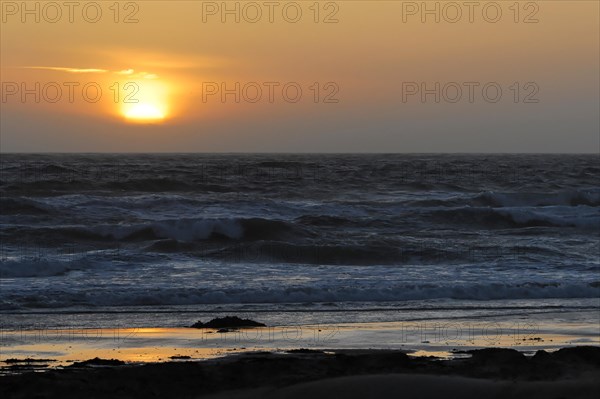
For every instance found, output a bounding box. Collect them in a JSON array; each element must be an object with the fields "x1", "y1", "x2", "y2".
[
  {"x1": 124, "y1": 103, "x2": 165, "y2": 121},
  {"x1": 119, "y1": 79, "x2": 170, "y2": 123}
]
